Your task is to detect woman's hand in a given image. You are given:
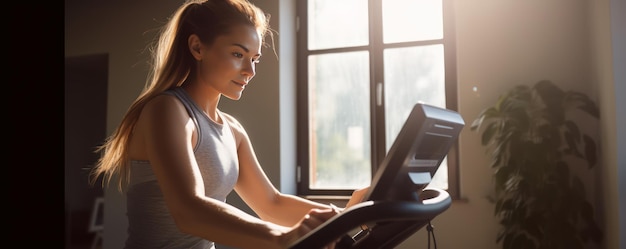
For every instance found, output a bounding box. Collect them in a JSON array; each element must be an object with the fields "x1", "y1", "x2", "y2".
[
  {"x1": 280, "y1": 208, "x2": 341, "y2": 249},
  {"x1": 345, "y1": 186, "x2": 369, "y2": 209},
  {"x1": 277, "y1": 187, "x2": 369, "y2": 249}
]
